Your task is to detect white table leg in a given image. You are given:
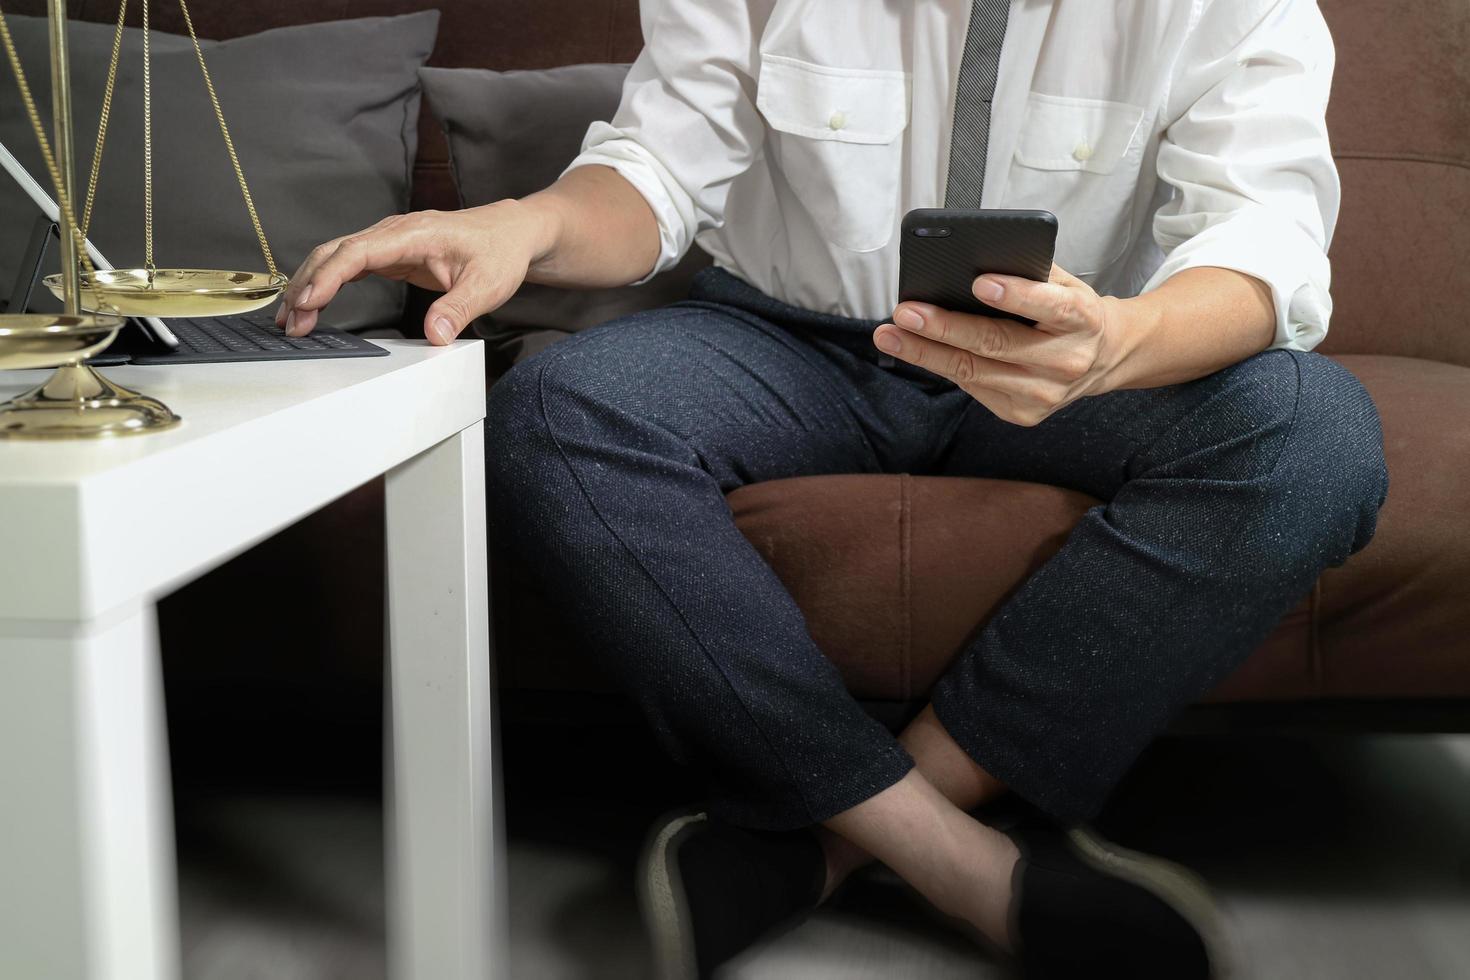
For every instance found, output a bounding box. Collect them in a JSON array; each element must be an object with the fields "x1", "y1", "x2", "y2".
[
  {"x1": 384, "y1": 419, "x2": 501, "y2": 980},
  {"x1": 0, "y1": 603, "x2": 180, "y2": 980}
]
